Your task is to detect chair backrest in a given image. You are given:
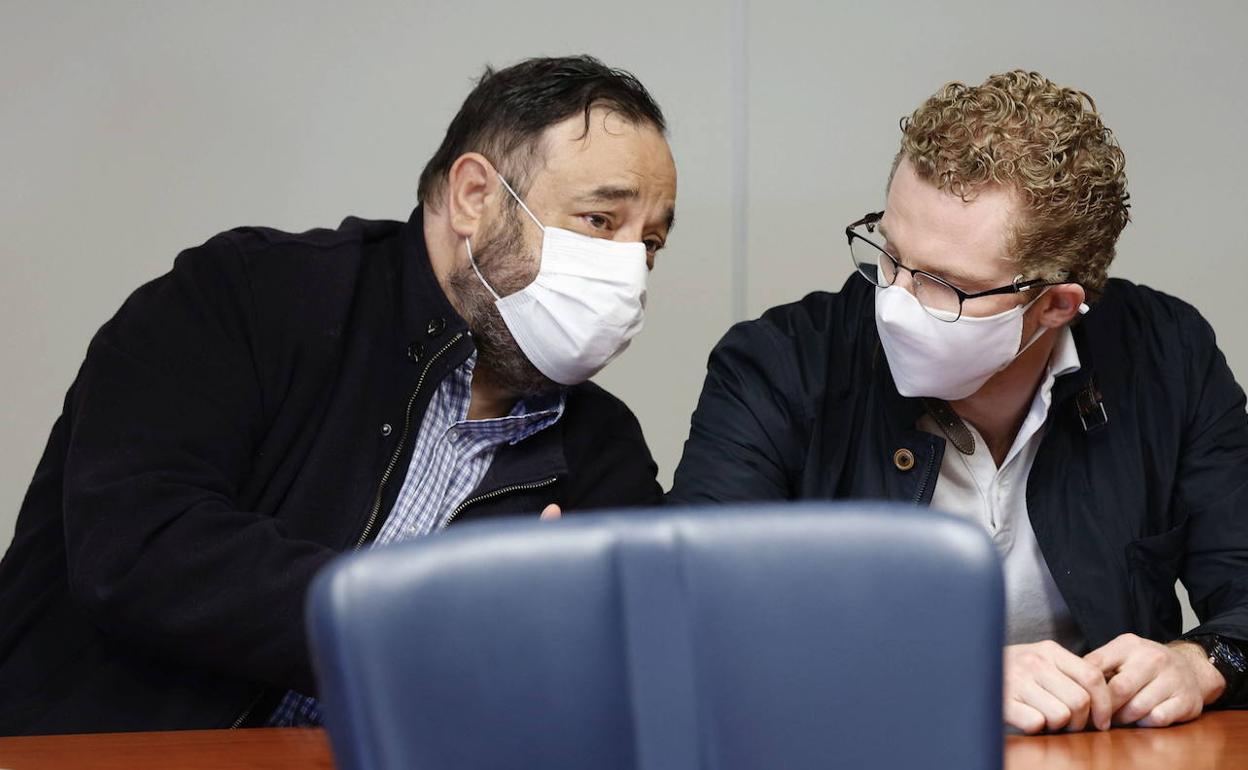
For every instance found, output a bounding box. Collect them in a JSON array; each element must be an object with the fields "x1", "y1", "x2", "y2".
[{"x1": 307, "y1": 503, "x2": 1003, "y2": 770}]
